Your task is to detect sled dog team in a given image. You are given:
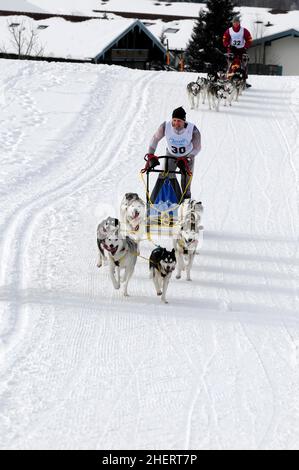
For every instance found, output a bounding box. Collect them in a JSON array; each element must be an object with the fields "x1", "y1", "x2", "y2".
[
  {"x1": 97, "y1": 193, "x2": 203, "y2": 304},
  {"x1": 187, "y1": 71, "x2": 246, "y2": 112}
]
